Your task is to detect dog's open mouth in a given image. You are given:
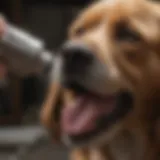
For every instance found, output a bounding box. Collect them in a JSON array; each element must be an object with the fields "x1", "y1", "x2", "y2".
[{"x1": 61, "y1": 82, "x2": 133, "y2": 144}]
